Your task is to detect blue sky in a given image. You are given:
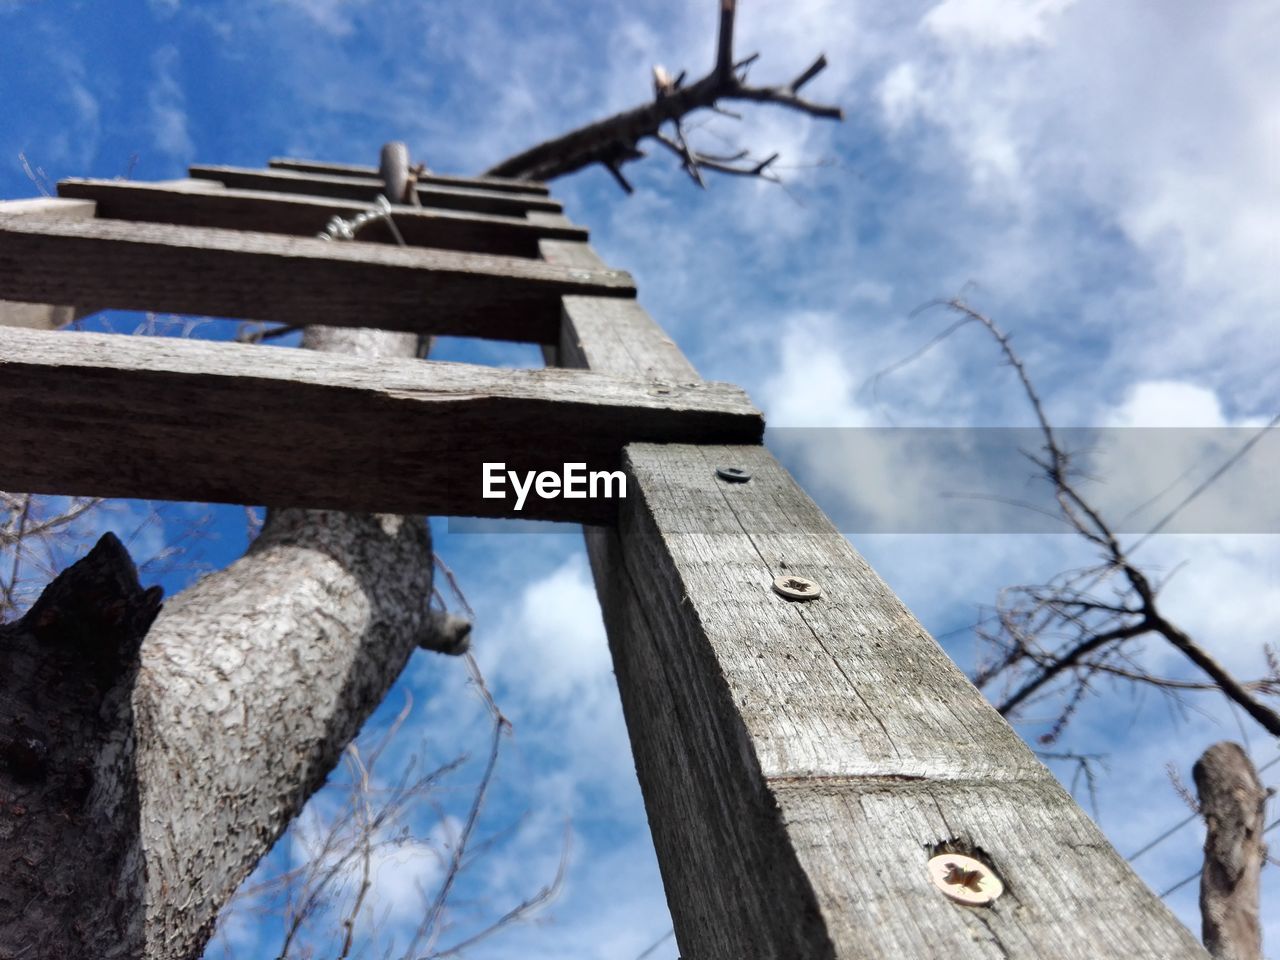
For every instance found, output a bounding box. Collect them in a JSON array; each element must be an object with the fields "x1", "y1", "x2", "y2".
[{"x1": 3, "y1": 0, "x2": 1279, "y2": 956}]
